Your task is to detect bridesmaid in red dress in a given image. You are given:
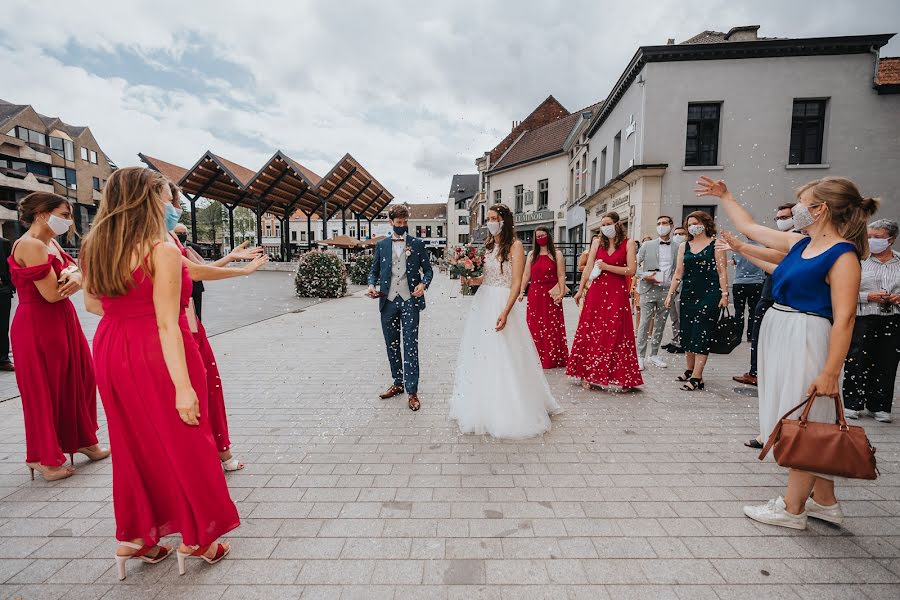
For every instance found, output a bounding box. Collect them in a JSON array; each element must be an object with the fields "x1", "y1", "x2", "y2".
[
  {"x1": 81, "y1": 167, "x2": 238, "y2": 579},
  {"x1": 165, "y1": 182, "x2": 267, "y2": 470},
  {"x1": 568, "y1": 211, "x2": 643, "y2": 391},
  {"x1": 518, "y1": 226, "x2": 568, "y2": 368},
  {"x1": 9, "y1": 192, "x2": 109, "y2": 481}
]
